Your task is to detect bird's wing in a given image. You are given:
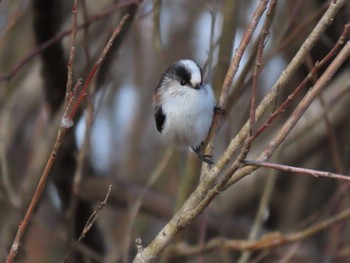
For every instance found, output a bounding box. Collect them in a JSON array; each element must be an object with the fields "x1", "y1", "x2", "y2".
[{"x1": 154, "y1": 106, "x2": 166, "y2": 133}]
